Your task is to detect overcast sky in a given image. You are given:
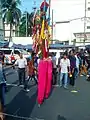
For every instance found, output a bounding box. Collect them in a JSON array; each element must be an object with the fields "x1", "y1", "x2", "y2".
[
  {"x1": 51, "y1": 0, "x2": 85, "y2": 21},
  {"x1": 51, "y1": 0, "x2": 86, "y2": 41}
]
